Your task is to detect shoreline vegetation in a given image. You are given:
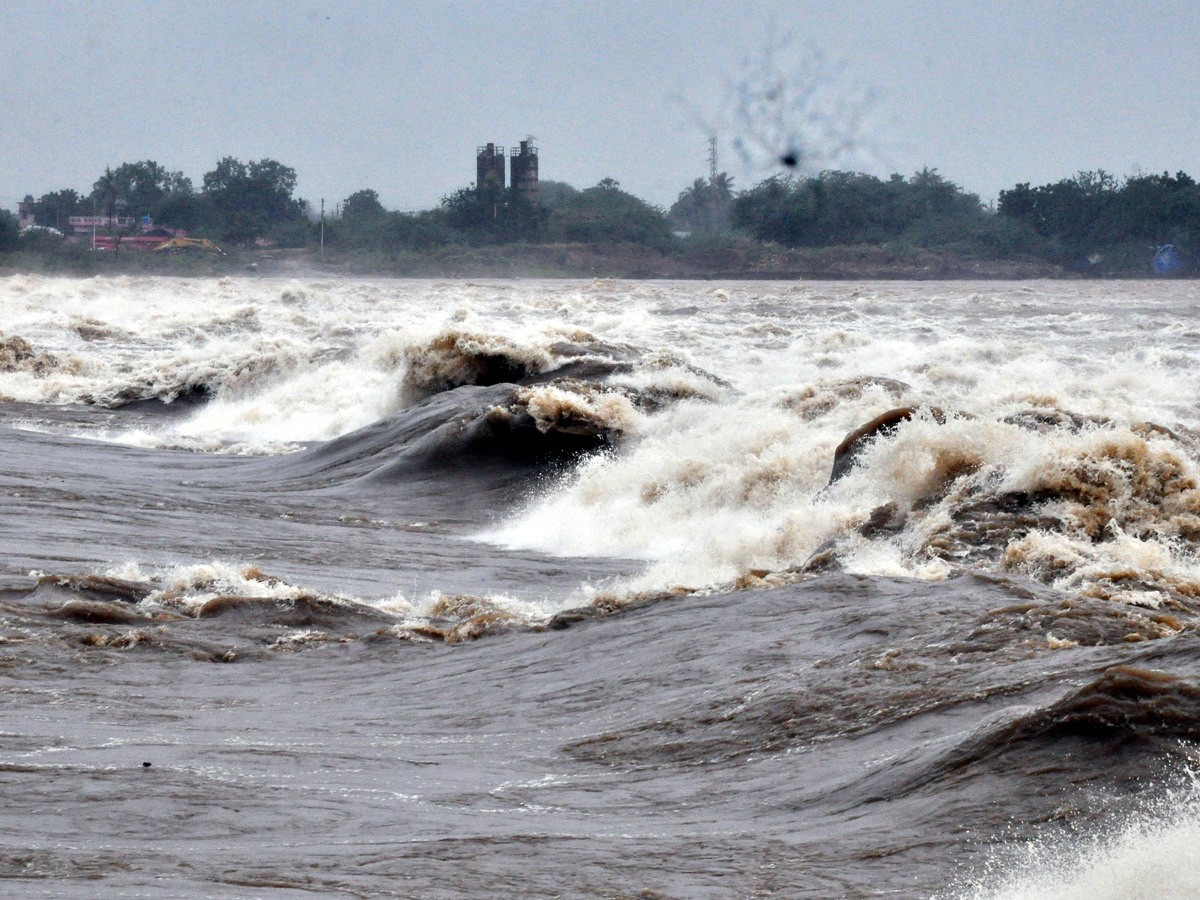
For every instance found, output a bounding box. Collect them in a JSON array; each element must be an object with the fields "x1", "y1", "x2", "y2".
[
  {"x1": 0, "y1": 241, "x2": 1062, "y2": 280},
  {"x1": 4, "y1": 157, "x2": 1196, "y2": 279}
]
